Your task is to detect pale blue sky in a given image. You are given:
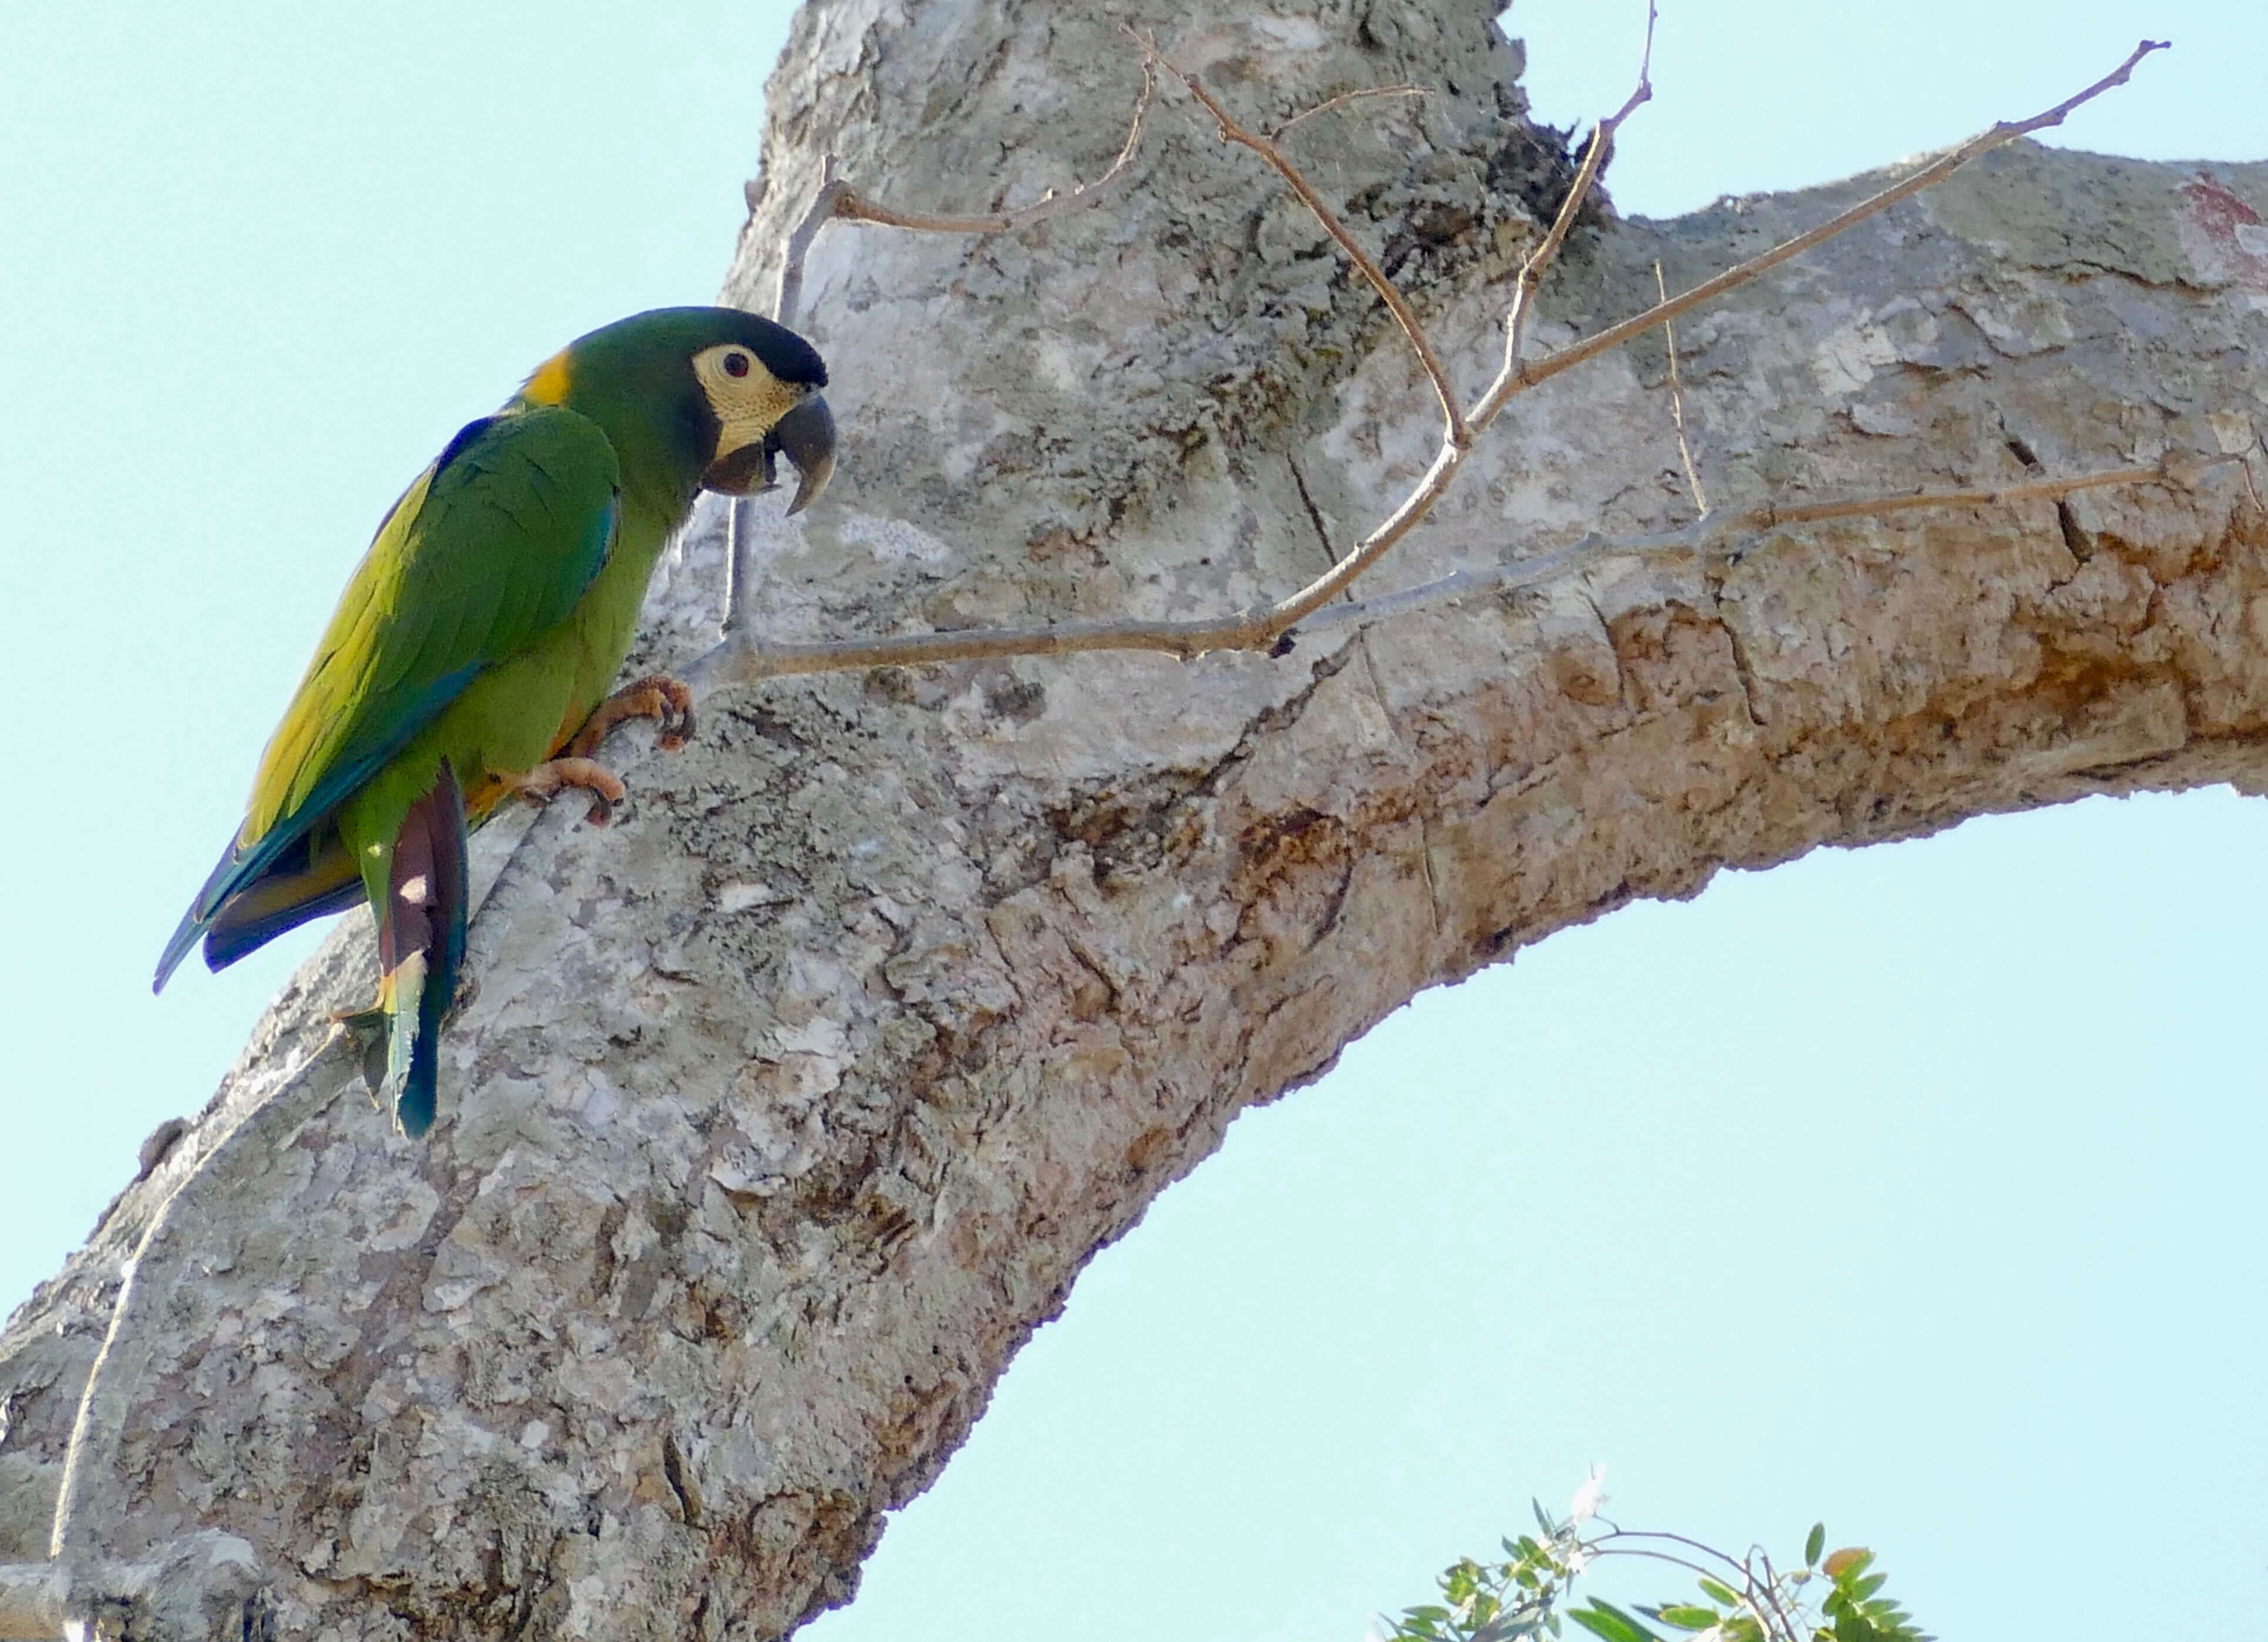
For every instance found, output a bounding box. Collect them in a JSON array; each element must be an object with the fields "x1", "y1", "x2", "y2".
[{"x1": 2, "y1": 4, "x2": 2262, "y2": 1638}]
